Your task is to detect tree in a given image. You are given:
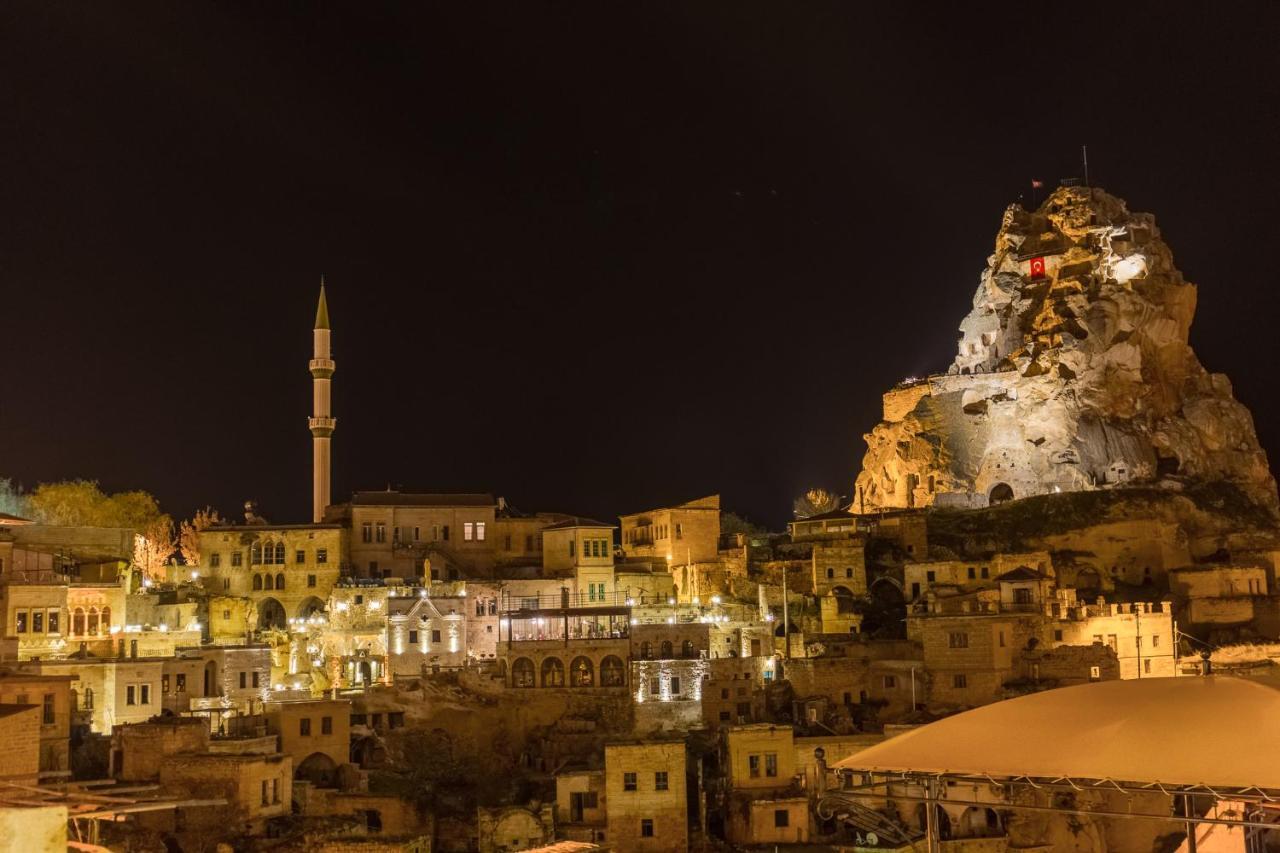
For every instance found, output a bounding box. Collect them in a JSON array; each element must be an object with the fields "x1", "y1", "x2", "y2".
[
  {"x1": 0, "y1": 478, "x2": 28, "y2": 518},
  {"x1": 178, "y1": 507, "x2": 222, "y2": 566},
  {"x1": 26, "y1": 480, "x2": 165, "y2": 530},
  {"x1": 721, "y1": 511, "x2": 767, "y2": 538},
  {"x1": 133, "y1": 517, "x2": 175, "y2": 581},
  {"x1": 793, "y1": 488, "x2": 841, "y2": 519}
]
